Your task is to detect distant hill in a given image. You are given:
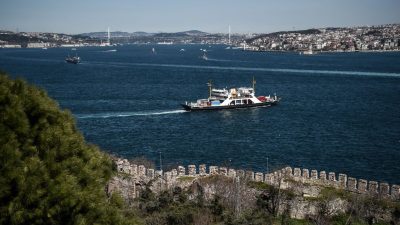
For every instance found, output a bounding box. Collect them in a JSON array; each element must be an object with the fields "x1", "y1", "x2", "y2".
[
  {"x1": 177, "y1": 30, "x2": 209, "y2": 36},
  {"x1": 247, "y1": 28, "x2": 322, "y2": 42},
  {"x1": 79, "y1": 31, "x2": 135, "y2": 38},
  {"x1": 79, "y1": 30, "x2": 209, "y2": 38},
  {"x1": 0, "y1": 33, "x2": 41, "y2": 45}
]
